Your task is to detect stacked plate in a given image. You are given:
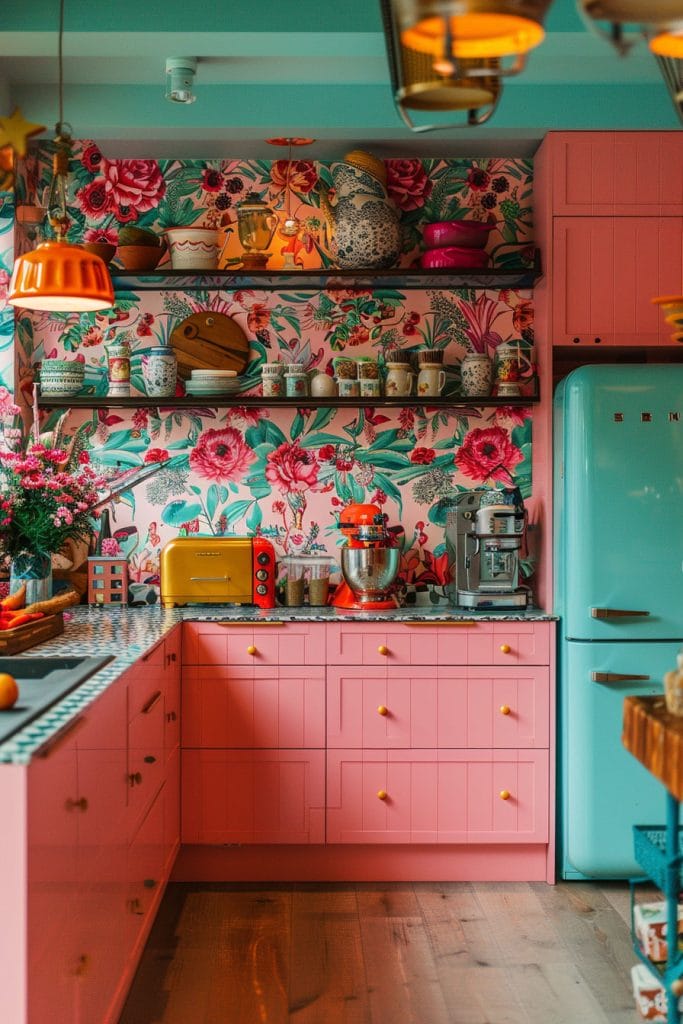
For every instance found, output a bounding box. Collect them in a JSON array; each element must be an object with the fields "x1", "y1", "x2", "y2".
[{"x1": 185, "y1": 369, "x2": 241, "y2": 397}]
